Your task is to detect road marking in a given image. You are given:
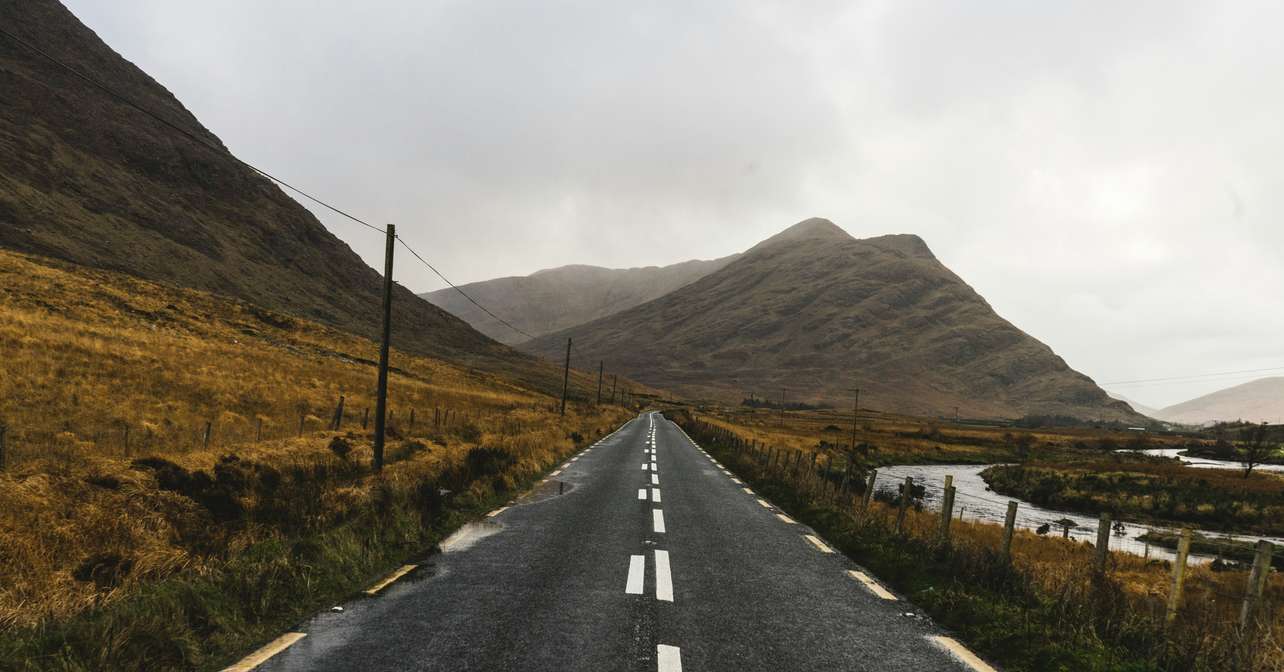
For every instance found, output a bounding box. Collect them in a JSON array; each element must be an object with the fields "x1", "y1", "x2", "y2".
[
  {"x1": 651, "y1": 488, "x2": 661, "y2": 503},
  {"x1": 641, "y1": 463, "x2": 649, "y2": 470},
  {"x1": 652, "y1": 474, "x2": 660, "y2": 485},
  {"x1": 638, "y1": 488, "x2": 647, "y2": 500},
  {"x1": 626, "y1": 555, "x2": 645, "y2": 594},
  {"x1": 655, "y1": 550, "x2": 673, "y2": 601},
  {"x1": 551, "y1": 469, "x2": 562, "y2": 476},
  {"x1": 775, "y1": 513, "x2": 796, "y2": 524},
  {"x1": 847, "y1": 570, "x2": 897, "y2": 600},
  {"x1": 742, "y1": 487, "x2": 753, "y2": 494},
  {"x1": 804, "y1": 534, "x2": 834, "y2": 554},
  {"x1": 650, "y1": 464, "x2": 657, "y2": 472},
  {"x1": 221, "y1": 632, "x2": 307, "y2": 672},
  {"x1": 657, "y1": 644, "x2": 683, "y2": 671},
  {"x1": 756, "y1": 498, "x2": 772, "y2": 508},
  {"x1": 732, "y1": 478, "x2": 743, "y2": 484},
  {"x1": 653, "y1": 509, "x2": 666, "y2": 533},
  {"x1": 486, "y1": 506, "x2": 509, "y2": 518},
  {"x1": 364, "y1": 564, "x2": 417, "y2": 595},
  {"x1": 927, "y1": 636, "x2": 998, "y2": 672}
]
